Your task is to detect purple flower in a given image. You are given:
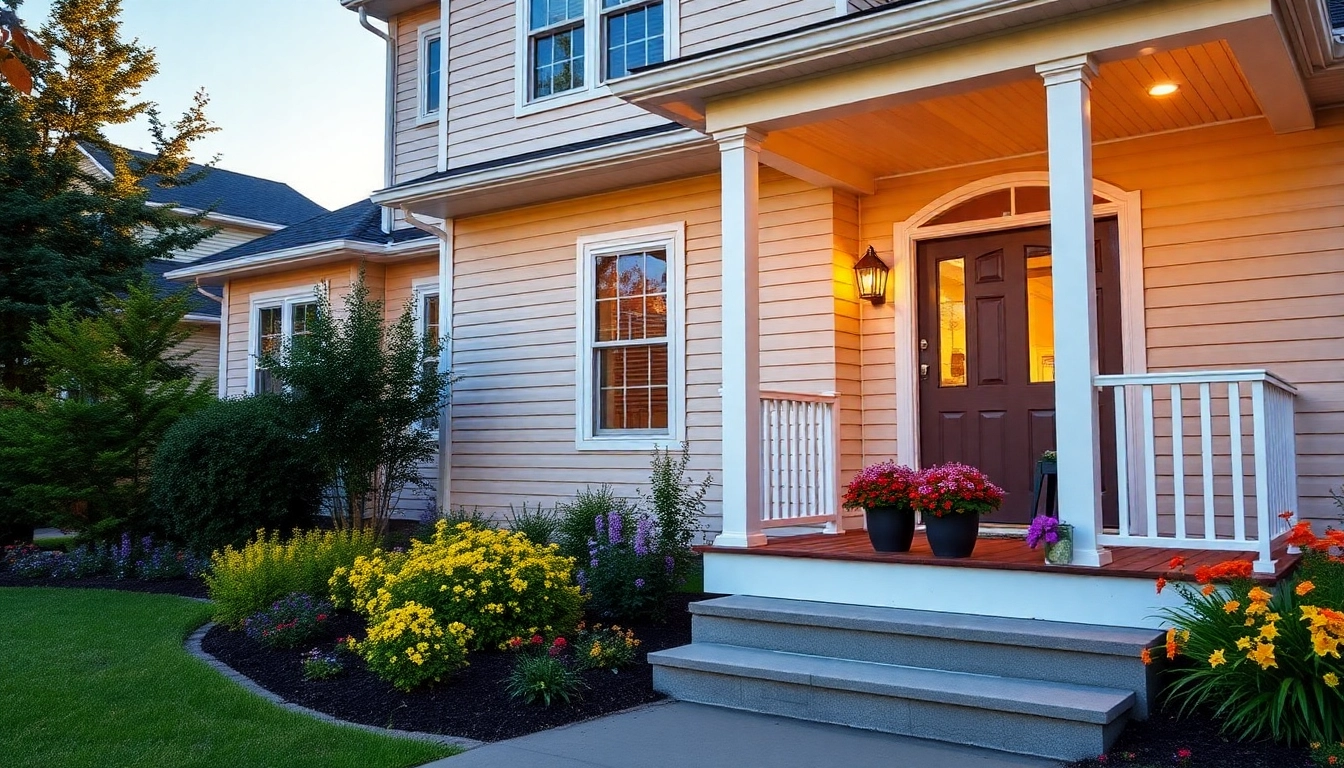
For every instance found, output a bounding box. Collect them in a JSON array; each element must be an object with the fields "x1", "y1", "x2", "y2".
[
  {"x1": 595, "y1": 513, "x2": 605, "y2": 536},
  {"x1": 664, "y1": 555, "x2": 675, "y2": 574},
  {"x1": 590, "y1": 558, "x2": 599, "y2": 568},
  {"x1": 633, "y1": 515, "x2": 653, "y2": 556},
  {"x1": 608, "y1": 513, "x2": 623, "y2": 544},
  {"x1": 634, "y1": 578, "x2": 646, "y2": 589},
  {"x1": 576, "y1": 570, "x2": 587, "y2": 589},
  {"x1": 1025, "y1": 515, "x2": 1059, "y2": 549}
]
